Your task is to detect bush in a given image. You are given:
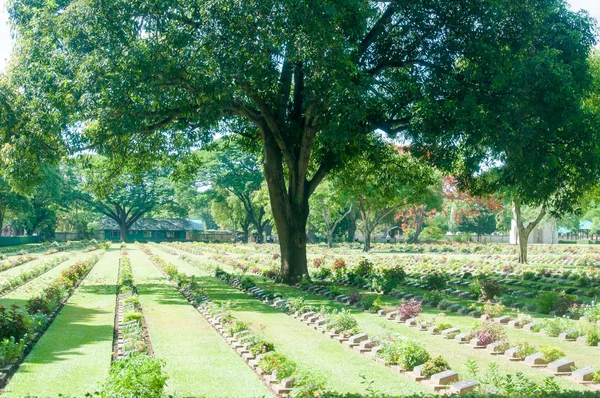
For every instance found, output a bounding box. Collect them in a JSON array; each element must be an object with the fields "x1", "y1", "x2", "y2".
[
  {"x1": 437, "y1": 298, "x2": 452, "y2": 310},
  {"x1": 332, "y1": 258, "x2": 346, "y2": 276},
  {"x1": 478, "y1": 279, "x2": 503, "y2": 301},
  {"x1": 397, "y1": 298, "x2": 422, "y2": 321},
  {"x1": 100, "y1": 354, "x2": 168, "y2": 398},
  {"x1": 554, "y1": 292, "x2": 576, "y2": 315},
  {"x1": 259, "y1": 352, "x2": 297, "y2": 380},
  {"x1": 123, "y1": 312, "x2": 143, "y2": 323},
  {"x1": 542, "y1": 317, "x2": 573, "y2": 338},
  {"x1": 312, "y1": 257, "x2": 324, "y2": 268},
  {"x1": 425, "y1": 273, "x2": 447, "y2": 290},
  {"x1": 421, "y1": 356, "x2": 450, "y2": 379},
  {"x1": 538, "y1": 292, "x2": 560, "y2": 314},
  {"x1": 378, "y1": 338, "x2": 430, "y2": 370},
  {"x1": 424, "y1": 291, "x2": 443, "y2": 307},
  {"x1": 0, "y1": 305, "x2": 31, "y2": 342},
  {"x1": 469, "y1": 279, "x2": 482, "y2": 299},
  {"x1": 326, "y1": 310, "x2": 359, "y2": 335},
  {"x1": 312, "y1": 267, "x2": 332, "y2": 280},
  {"x1": 475, "y1": 321, "x2": 506, "y2": 346},
  {"x1": 291, "y1": 371, "x2": 327, "y2": 398},
  {"x1": 484, "y1": 302, "x2": 507, "y2": 318},
  {"x1": 247, "y1": 338, "x2": 275, "y2": 356},
  {"x1": 355, "y1": 258, "x2": 374, "y2": 277},
  {"x1": 514, "y1": 342, "x2": 537, "y2": 359},
  {"x1": 586, "y1": 327, "x2": 600, "y2": 346},
  {"x1": 539, "y1": 345, "x2": 565, "y2": 362},
  {"x1": 0, "y1": 336, "x2": 26, "y2": 367},
  {"x1": 240, "y1": 276, "x2": 255, "y2": 290}
]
